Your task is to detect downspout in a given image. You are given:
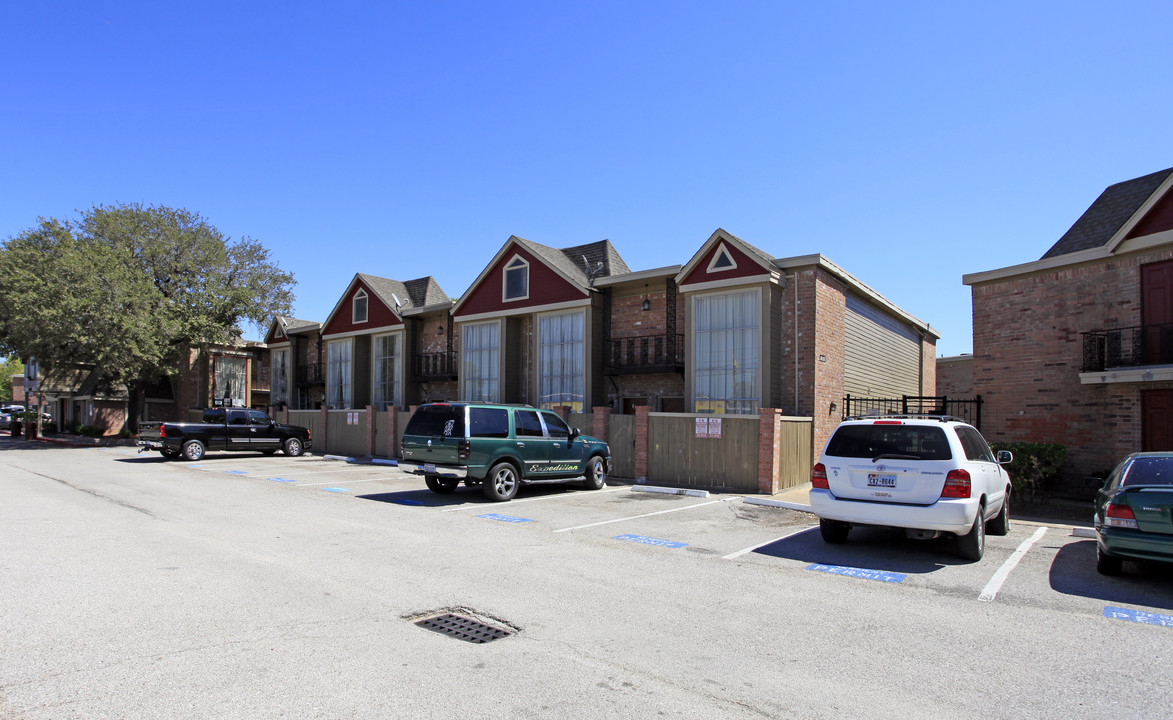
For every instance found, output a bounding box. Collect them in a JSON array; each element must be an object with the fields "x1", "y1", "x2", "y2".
[{"x1": 791, "y1": 272, "x2": 799, "y2": 415}]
